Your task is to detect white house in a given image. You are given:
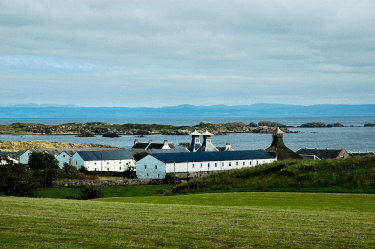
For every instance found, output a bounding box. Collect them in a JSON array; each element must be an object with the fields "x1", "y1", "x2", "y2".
[
  {"x1": 56, "y1": 151, "x2": 75, "y2": 168},
  {"x1": 72, "y1": 150, "x2": 136, "y2": 172},
  {"x1": 136, "y1": 150, "x2": 277, "y2": 179}
]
